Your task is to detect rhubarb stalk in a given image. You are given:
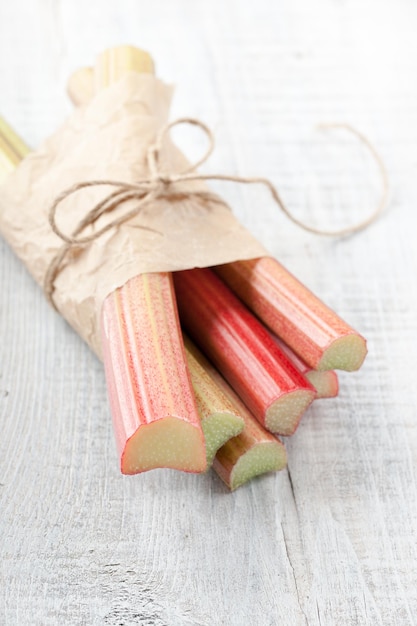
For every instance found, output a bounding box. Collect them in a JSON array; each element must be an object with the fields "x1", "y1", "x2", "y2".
[
  {"x1": 0, "y1": 117, "x2": 29, "y2": 183},
  {"x1": 185, "y1": 334, "x2": 287, "y2": 489},
  {"x1": 102, "y1": 273, "x2": 206, "y2": 473},
  {"x1": 202, "y1": 358, "x2": 288, "y2": 490},
  {"x1": 184, "y1": 336, "x2": 244, "y2": 466},
  {"x1": 215, "y1": 257, "x2": 367, "y2": 371},
  {"x1": 214, "y1": 429, "x2": 286, "y2": 491},
  {"x1": 174, "y1": 268, "x2": 316, "y2": 436}
]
